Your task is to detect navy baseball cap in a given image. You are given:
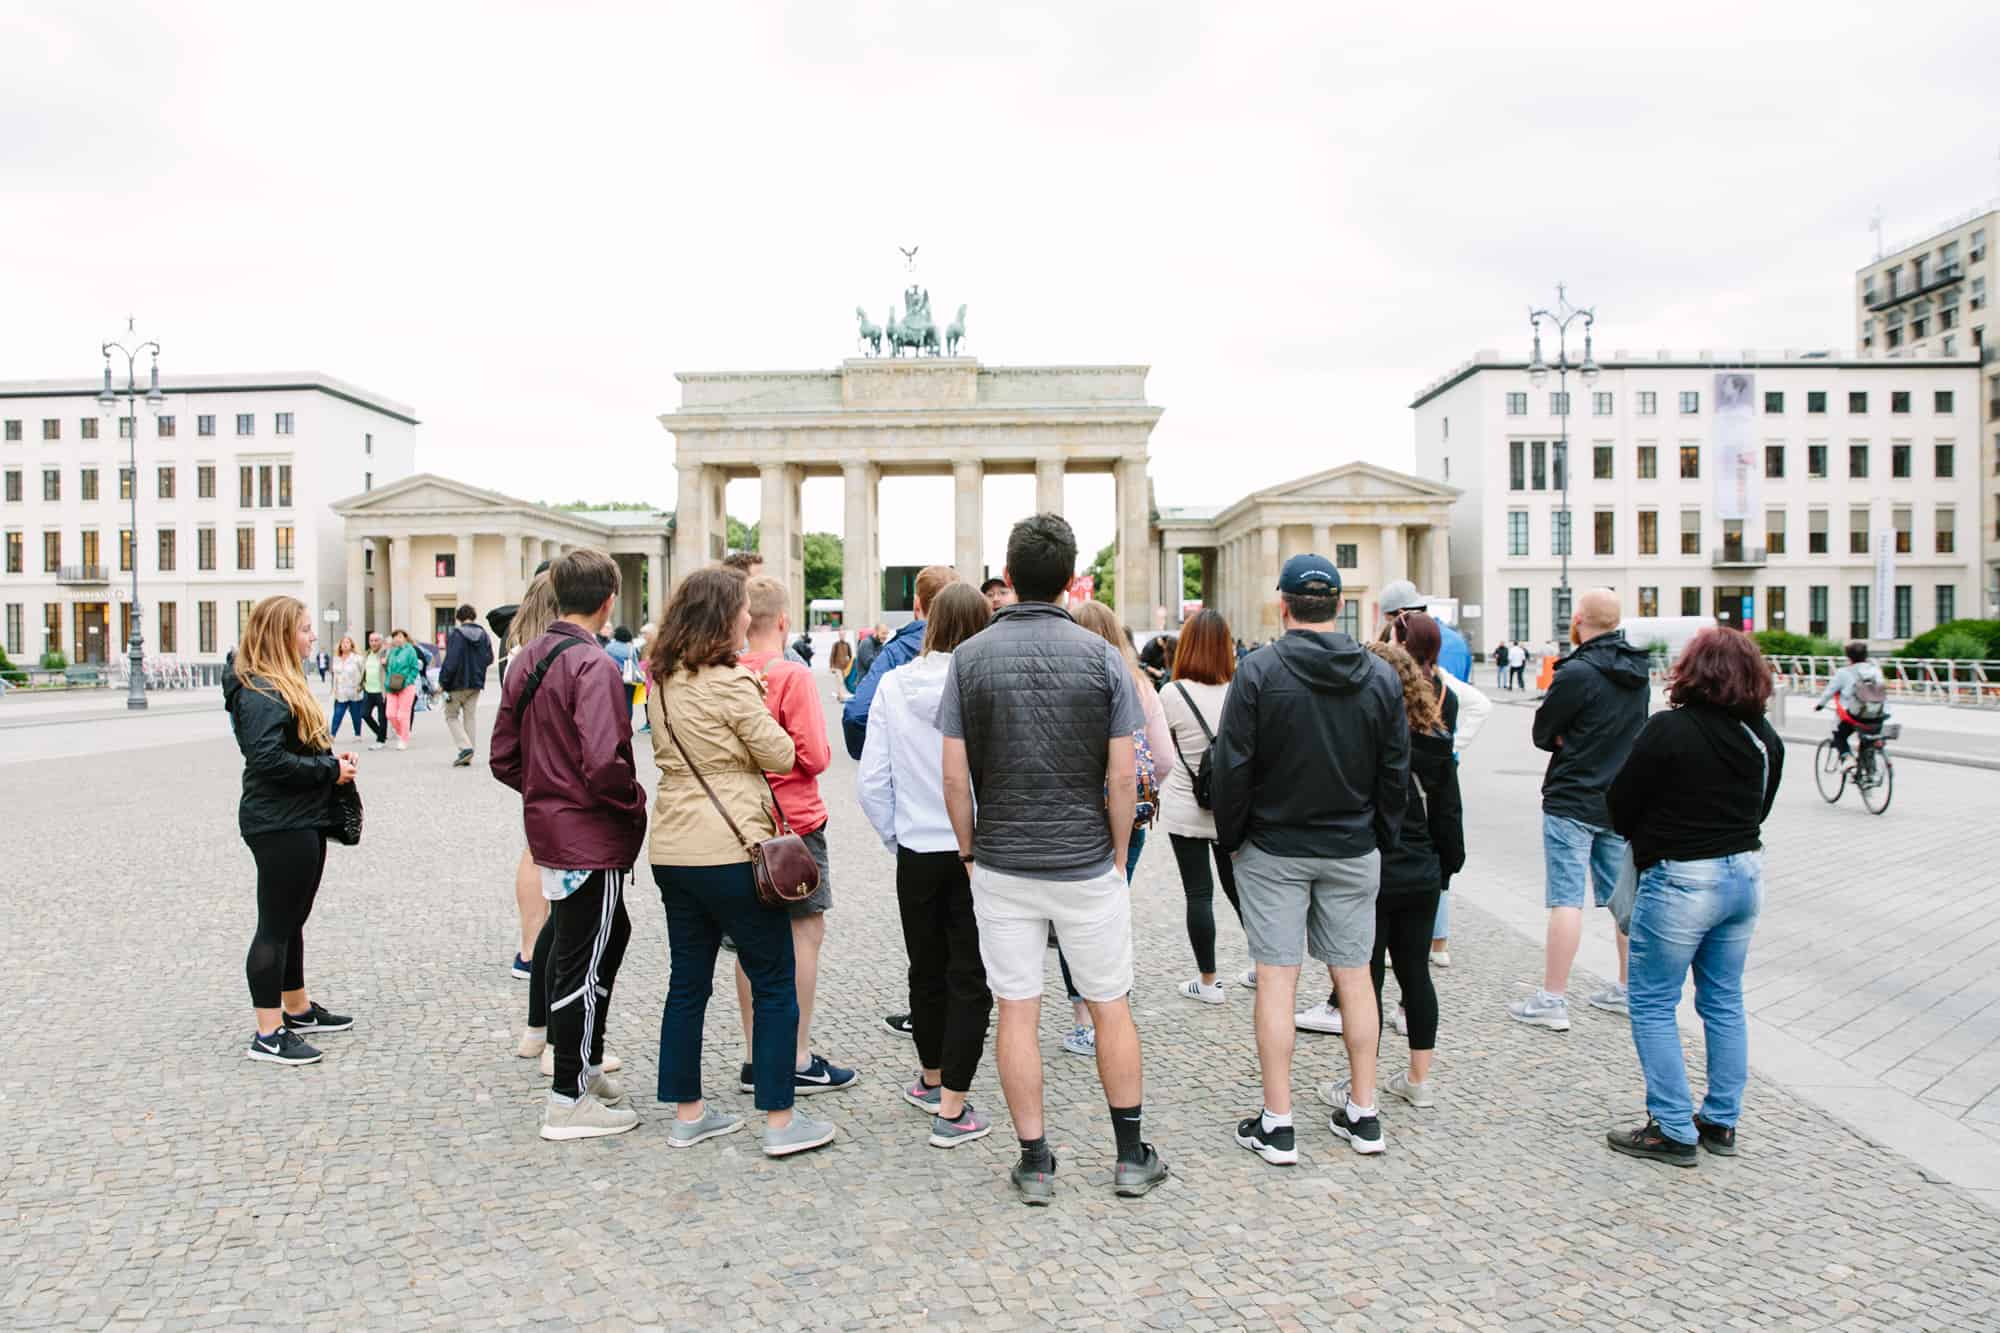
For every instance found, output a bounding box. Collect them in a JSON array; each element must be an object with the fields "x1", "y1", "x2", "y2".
[{"x1": 1277, "y1": 553, "x2": 1341, "y2": 596}]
